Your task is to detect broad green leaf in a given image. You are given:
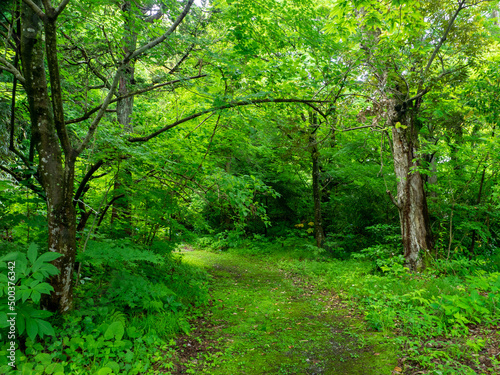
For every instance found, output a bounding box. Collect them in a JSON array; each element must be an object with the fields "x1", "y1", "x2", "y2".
[
  {"x1": 34, "y1": 353, "x2": 52, "y2": 365},
  {"x1": 45, "y1": 363, "x2": 65, "y2": 374},
  {"x1": 17, "y1": 315, "x2": 25, "y2": 335},
  {"x1": 36, "y1": 252, "x2": 62, "y2": 263},
  {"x1": 33, "y1": 283, "x2": 54, "y2": 295},
  {"x1": 0, "y1": 312, "x2": 8, "y2": 328},
  {"x1": 27, "y1": 244, "x2": 38, "y2": 265},
  {"x1": 26, "y1": 317, "x2": 38, "y2": 341},
  {"x1": 30, "y1": 290, "x2": 41, "y2": 304},
  {"x1": 104, "y1": 321, "x2": 124, "y2": 341},
  {"x1": 0, "y1": 252, "x2": 19, "y2": 263},
  {"x1": 36, "y1": 319, "x2": 55, "y2": 337},
  {"x1": 94, "y1": 367, "x2": 113, "y2": 375}
]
